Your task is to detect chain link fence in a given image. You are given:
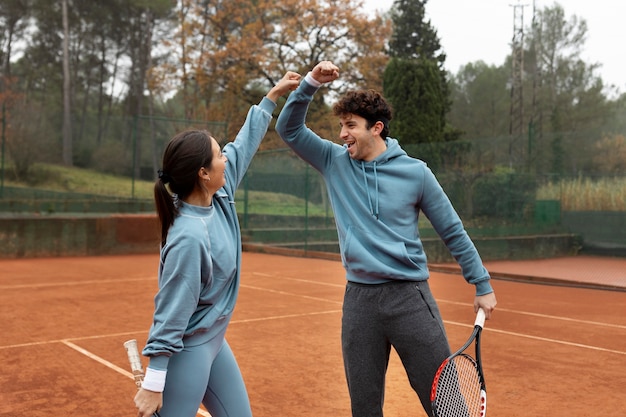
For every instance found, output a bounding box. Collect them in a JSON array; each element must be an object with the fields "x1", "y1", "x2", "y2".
[
  {"x1": 238, "y1": 130, "x2": 626, "y2": 257},
  {"x1": 1, "y1": 122, "x2": 625, "y2": 258}
]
